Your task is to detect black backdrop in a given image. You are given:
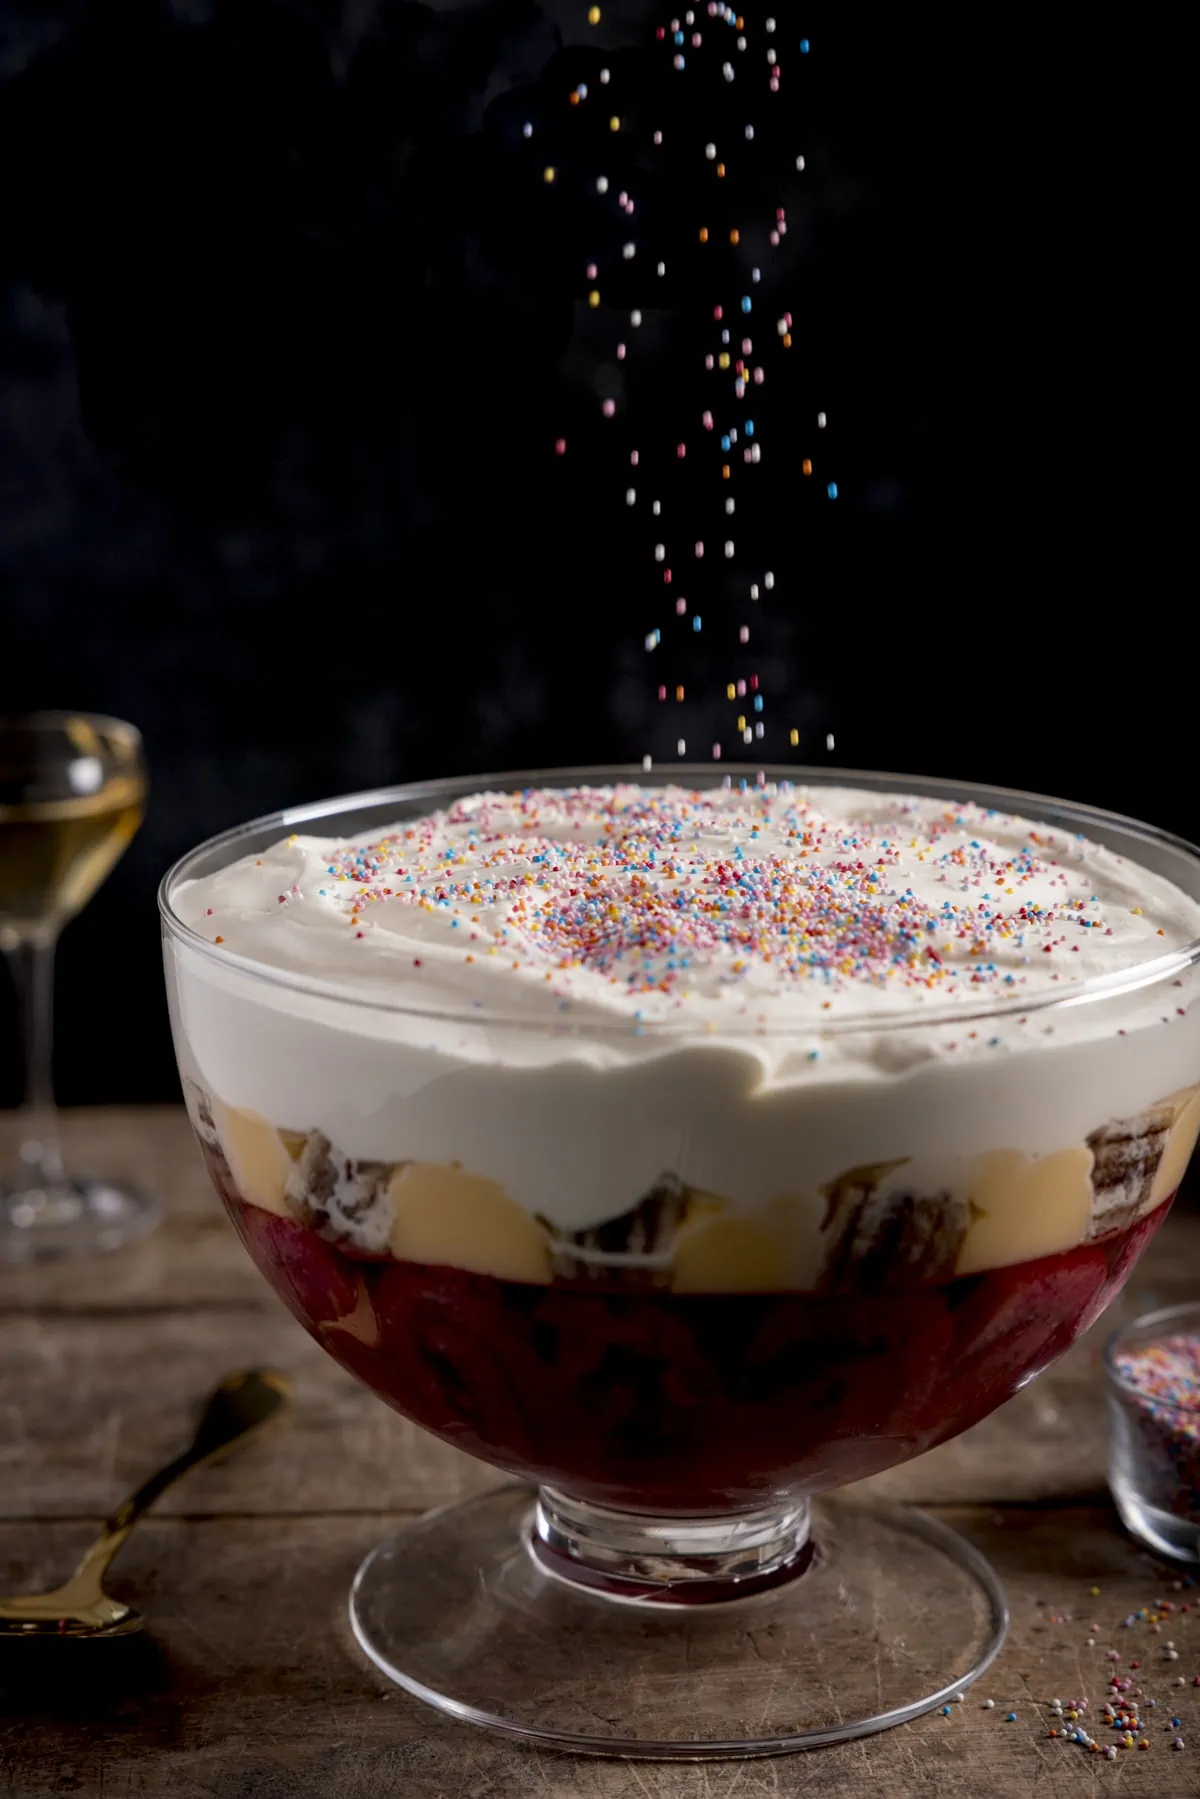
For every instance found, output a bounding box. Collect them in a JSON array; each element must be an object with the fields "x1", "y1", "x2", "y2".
[{"x1": 0, "y1": 1, "x2": 1189, "y2": 1104}]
